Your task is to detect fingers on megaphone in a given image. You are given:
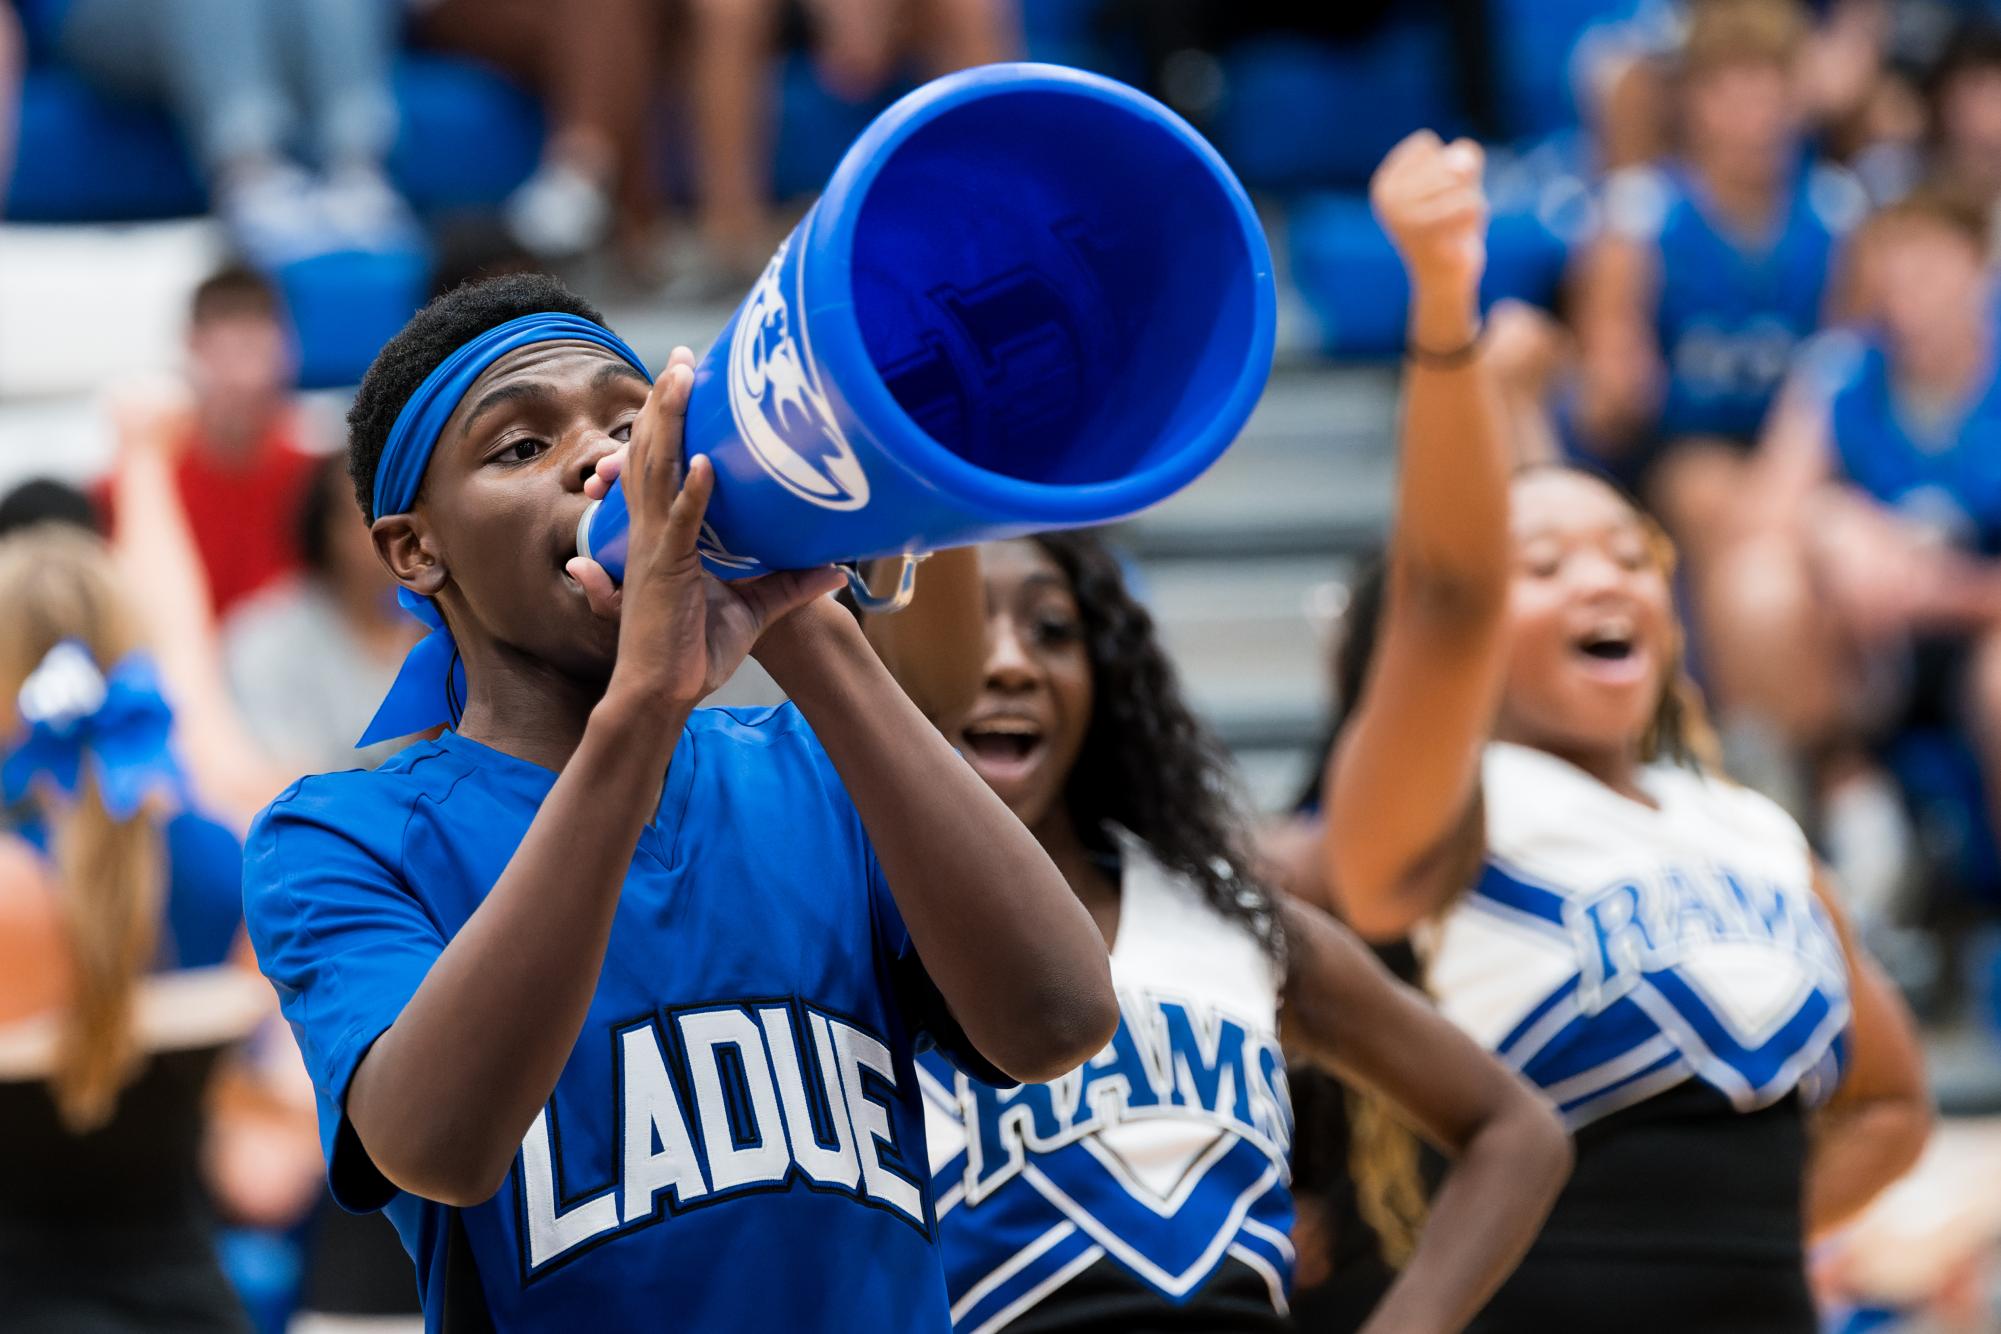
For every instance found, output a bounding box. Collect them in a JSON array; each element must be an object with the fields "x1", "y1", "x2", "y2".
[
  {"x1": 585, "y1": 350, "x2": 689, "y2": 505},
  {"x1": 665, "y1": 454, "x2": 718, "y2": 563},
  {"x1": 566, "y1": 554, "x2": 622, "y2": 620},
  {"x1": 632, "y1": 361, "x2": 695, "y2": 507}
]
